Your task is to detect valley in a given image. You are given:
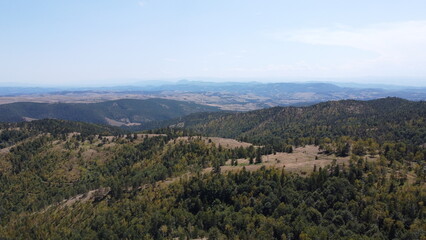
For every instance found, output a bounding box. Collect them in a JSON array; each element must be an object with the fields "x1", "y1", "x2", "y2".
[{"x1": 1, "y1": 81, "x2": 426, "y2": 111}]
